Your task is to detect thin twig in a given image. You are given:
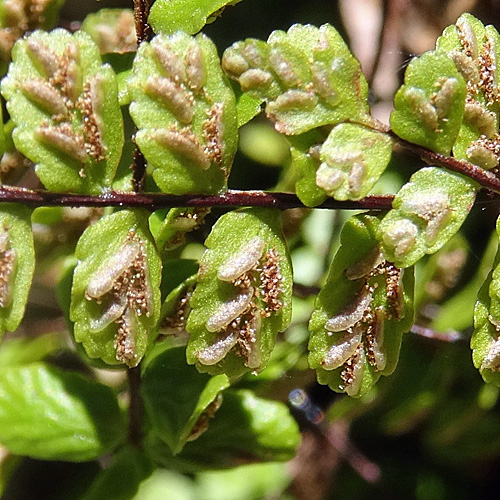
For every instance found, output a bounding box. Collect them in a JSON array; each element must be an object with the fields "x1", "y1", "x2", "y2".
[
  {"x1": 0, "y1": 187, "x2": 395, "y2": 211},
  {"x1": 410, "y1": 324, "x2": 465, "y2": 342},
  {"x1": 132, "y1": 0, "x2": 154, "y2": 192},
  {"x1": 293, "y1": 283, "x2": 321, "y2": 298},
  {"x1": 367, "y1": 0, "x2": 389, "y2": 87},
  {"x1": 127, "y1": 366, "x2": 144, "y2": 449},
  {"x1": 394, "y1": 134, "x2": 500, "y2": 193},
  {"x1": 133, "y1": 0, "x2": 153, "y2": 45}
]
